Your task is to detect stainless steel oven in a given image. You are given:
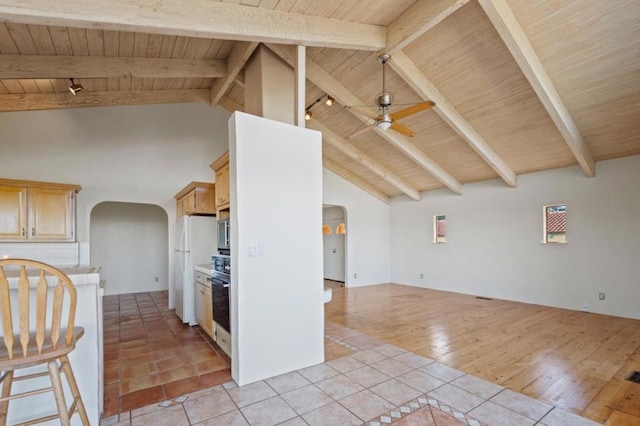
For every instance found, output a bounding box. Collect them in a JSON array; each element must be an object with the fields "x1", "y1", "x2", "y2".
[{"x1": 210, "y1": 255, "x2": 230, "y2": 333}]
